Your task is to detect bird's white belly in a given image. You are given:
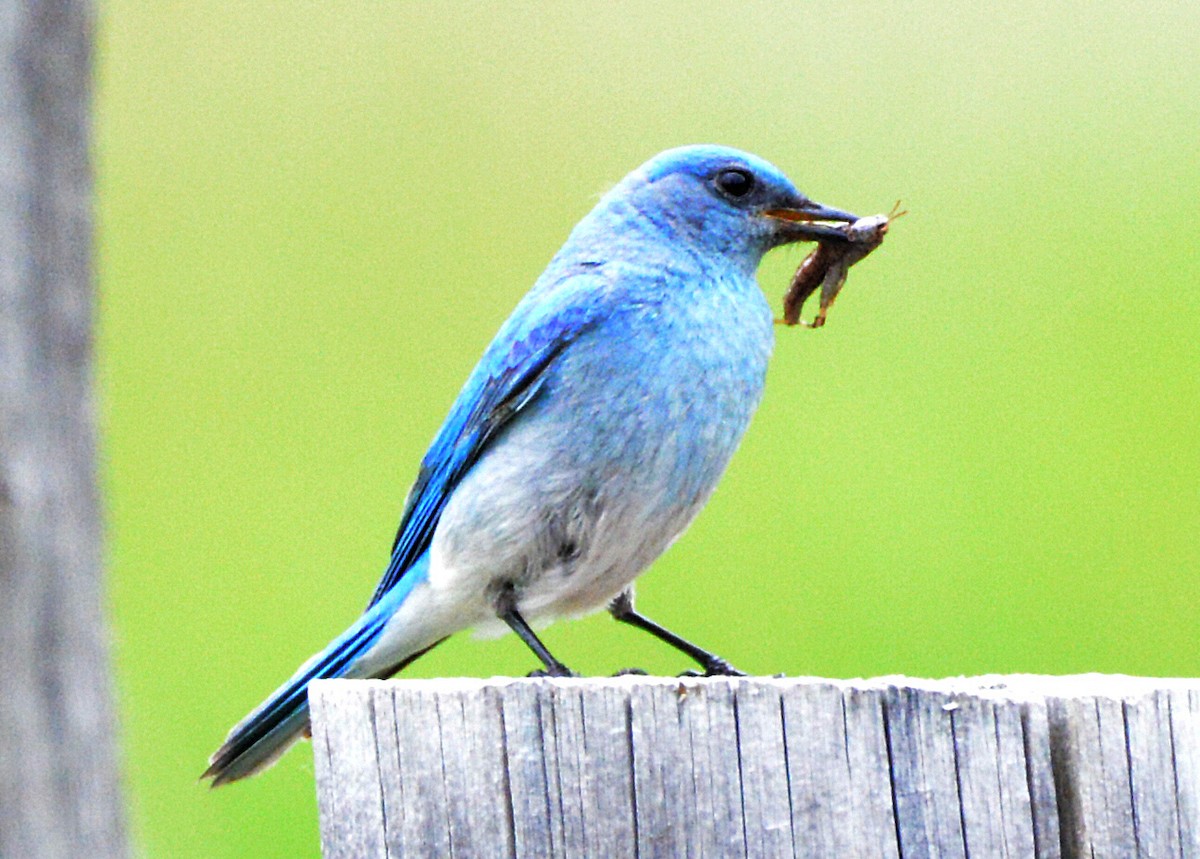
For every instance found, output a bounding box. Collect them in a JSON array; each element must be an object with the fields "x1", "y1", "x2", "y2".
[{"x1": 423, "y1": 472, "x2": 704, "y2": 637}]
